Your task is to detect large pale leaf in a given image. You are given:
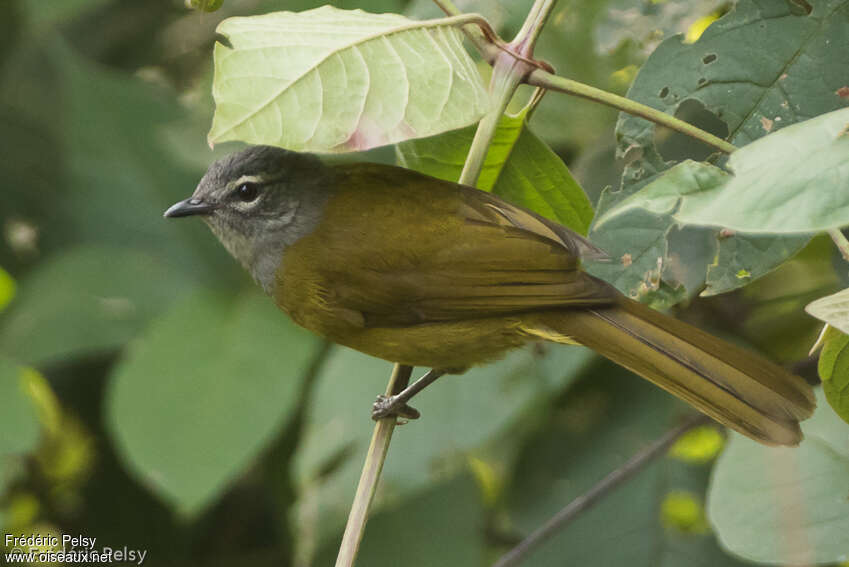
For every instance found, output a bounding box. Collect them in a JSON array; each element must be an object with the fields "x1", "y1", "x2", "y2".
[
  {"x1": 708, "y1": 388, "x2": 849, "y2": 565},
  {"x1": 107, "y1": 291, "x2": 322, "y2": 516},
  {"x1": 674, "y1": 109, "x2": 849, "y2": 233},
  {"x1": 597, "y1": 110, "x2": 849, "y2": 234},
  {"x1": 397, "y1": 106, "x2": 594, "y2": 235},
  {"x1": 593, "y1": 0, "x2": 849, "y2": 297},
  {"x1": 208, "y1": 6, "x2": 490, "y2": 152}
]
